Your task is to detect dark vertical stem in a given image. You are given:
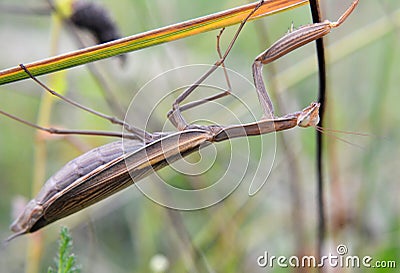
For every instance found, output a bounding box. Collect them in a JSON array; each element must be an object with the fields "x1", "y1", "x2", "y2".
[{"x1": 308, "y1": 0, "x2": 326, "y2": 265}]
